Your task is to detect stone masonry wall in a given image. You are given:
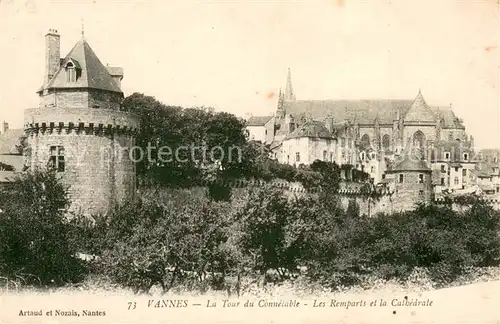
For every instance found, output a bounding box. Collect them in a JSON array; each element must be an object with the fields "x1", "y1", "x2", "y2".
[
  {"x1": 39, "y1": 89, "x2": 122, "y2": 110},
  {"x1": 390, "y1": 171, "x2": 432, "y2": 212},
  {"x1": 26, "y1": 131, "x2": 136, "y2": 215}
]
